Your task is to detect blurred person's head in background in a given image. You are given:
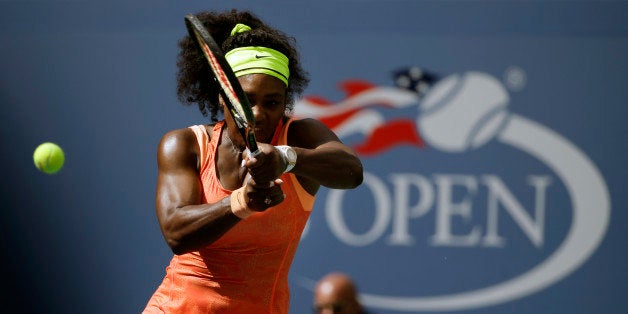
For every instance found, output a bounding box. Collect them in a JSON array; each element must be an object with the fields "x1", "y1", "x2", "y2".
[{"x1": 313, "y1": 272, "x2": 366, "y2": 314}]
